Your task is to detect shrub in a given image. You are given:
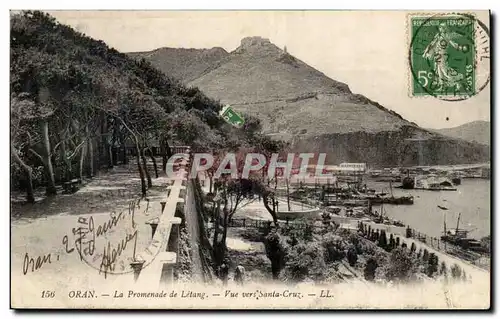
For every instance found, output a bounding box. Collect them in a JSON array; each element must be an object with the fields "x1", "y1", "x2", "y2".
[
  {"x1": 422, "y1": 249, "x2": 429, "y2": 262},
  {"x1": 264, "y1": 231, "x2": 287, "y2": 279},
  {"x1": 410, "y1": 242, "x2": 416, "y2": 254},
  {"x1": 322, "y1": 234, "x2": 346, "y2": 263},
  {"x1": 388, "y1": 234, "x2": 395, "y2": 252},
  {"x1": 384, "y1": 247, "x2": 419, "y2": 282},
  {"x1": 378, "y1": 230, "x2": 388, "y2": 250},
  {"x1": 439, "y1": 261, "x2": 447, "y2": 276},
  {"x1": 426, "y1": 253, "x2": 439, "y2": 277},
  {"x1": 346, "y1": 246, "x2": 358, "y2": 267},
  {"x1": 282, "y1": 241, "x2": 326, "y2": 282},
  {"x1": 364, "y1": 257, "x2": 378, "y2": 281},
  {"x1": 450, "y1": 264, "x2": 462, "y2": 280}
]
